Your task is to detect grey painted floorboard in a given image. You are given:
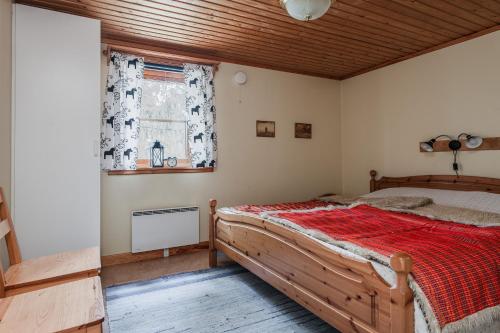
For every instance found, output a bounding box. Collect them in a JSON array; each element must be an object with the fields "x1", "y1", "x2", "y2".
[{"x1": 106, "y1": 265, "x2": 340, "y2": 333}]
